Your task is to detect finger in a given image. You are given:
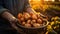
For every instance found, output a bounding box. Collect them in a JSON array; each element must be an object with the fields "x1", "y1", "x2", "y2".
[{"x1": 10, "y1": 22, "x2": 26, "y2": 34}]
